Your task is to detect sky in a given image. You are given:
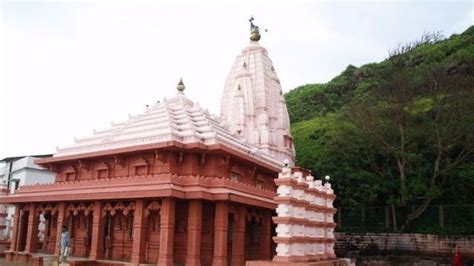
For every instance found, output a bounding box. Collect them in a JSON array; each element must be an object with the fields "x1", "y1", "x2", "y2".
[{"x1": 0, "y1": 0, "x2": 472, "y2": 159}]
